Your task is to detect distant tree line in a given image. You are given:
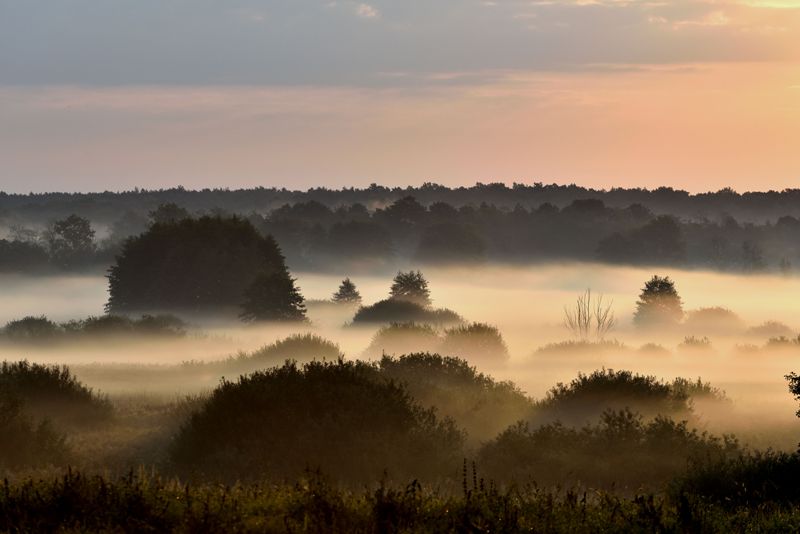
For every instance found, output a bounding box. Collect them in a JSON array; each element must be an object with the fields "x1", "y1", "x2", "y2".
[{"x1": 2, "y1": 188, "x2": 800, "y2": 273}]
